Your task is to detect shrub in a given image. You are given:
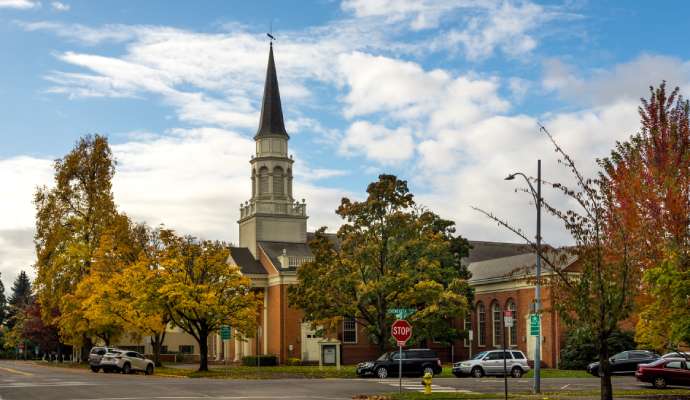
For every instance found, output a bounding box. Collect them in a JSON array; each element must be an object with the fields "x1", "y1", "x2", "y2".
[
  {"x1": 286, "y1": 357, "x2": 301, "y2": 366},
  {"x1": 560, "y1": 327, "x2": 636, "y2": 370},
  {"x1": 241, "y1": 354, "x2": 278, "y2": 366}
]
